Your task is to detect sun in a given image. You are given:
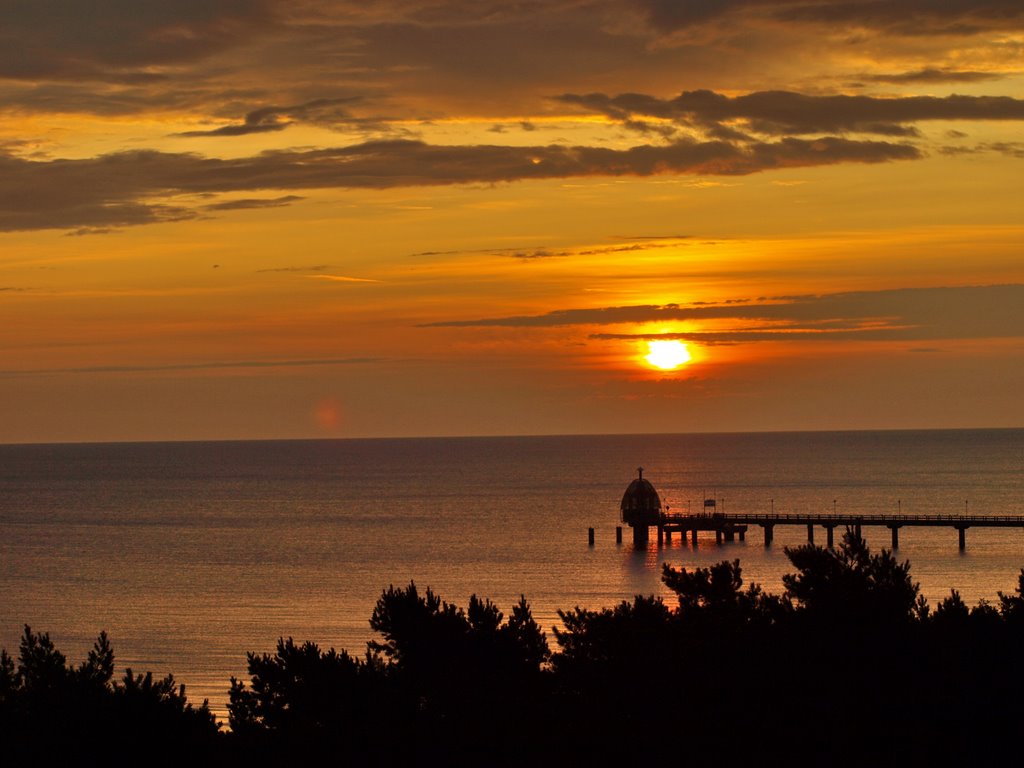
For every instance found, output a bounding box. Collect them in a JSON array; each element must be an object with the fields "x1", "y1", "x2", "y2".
[{"x1": 644, "y1": 340, "x2": 691, "y2": 371}]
